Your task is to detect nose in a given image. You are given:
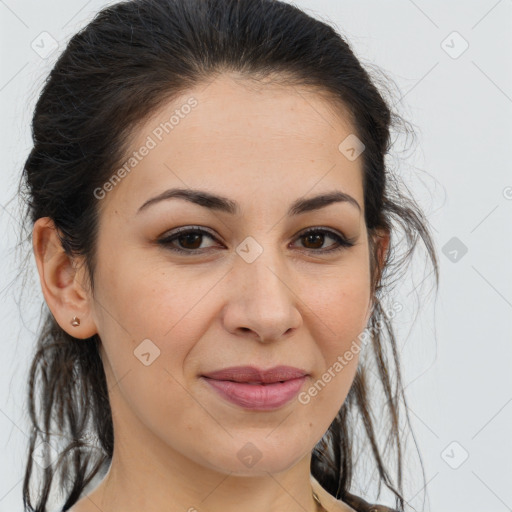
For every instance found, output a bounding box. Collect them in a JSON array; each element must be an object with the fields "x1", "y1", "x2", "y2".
[{"x1": 221, "y1": 246, "x2": 303, "y2": 343}]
